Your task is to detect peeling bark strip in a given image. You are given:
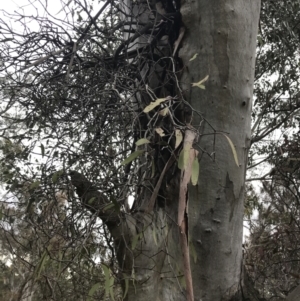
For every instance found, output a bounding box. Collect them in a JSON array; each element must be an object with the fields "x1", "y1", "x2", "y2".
[{"x1": 178, "y1": 129, "x2": 198, "y2": 301}]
